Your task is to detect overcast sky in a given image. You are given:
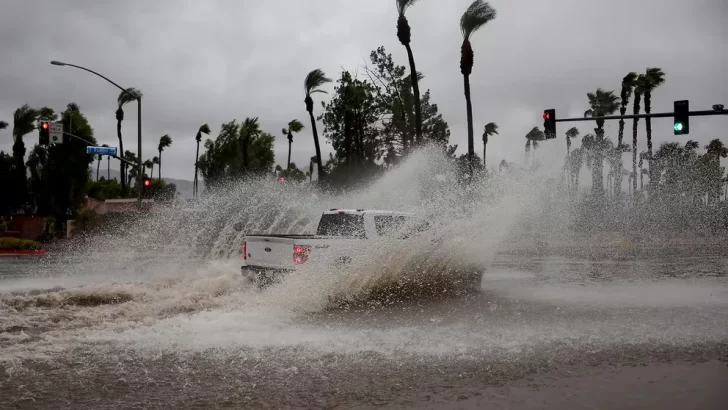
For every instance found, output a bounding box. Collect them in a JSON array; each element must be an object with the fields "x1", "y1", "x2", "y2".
[{"x1": 1, "y1": 0, "x2": 727, "y2": 181}]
